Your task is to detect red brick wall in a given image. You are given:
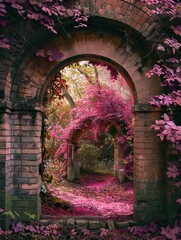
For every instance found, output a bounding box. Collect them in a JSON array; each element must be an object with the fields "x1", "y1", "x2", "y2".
[{"x1": 0, "y1": 1, "x2": 169, "y2": 225}]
